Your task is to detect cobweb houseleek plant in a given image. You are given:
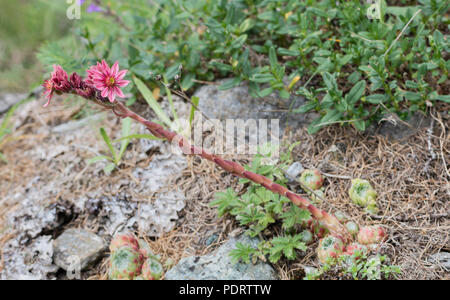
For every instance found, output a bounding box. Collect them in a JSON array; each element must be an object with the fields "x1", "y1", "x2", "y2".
[{"x1": 42, "y1": 61, "x2": 386, "y2": 249}]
